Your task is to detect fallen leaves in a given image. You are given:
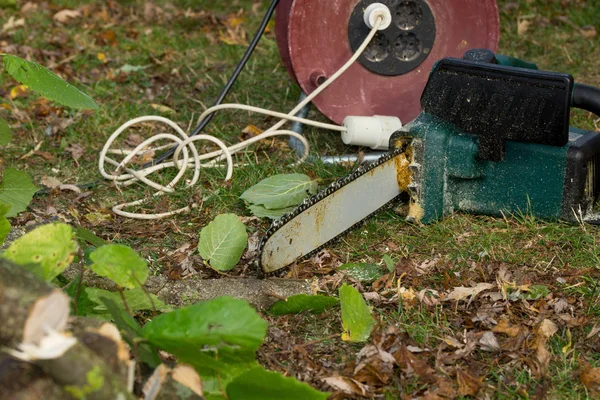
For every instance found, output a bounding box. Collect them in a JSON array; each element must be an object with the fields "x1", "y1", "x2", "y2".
[
  {"x1": 219, "y1": 11, "x2": 248, "y2": 46},
  {"x1": 456, "y1": 368, "x2": 483, "y2": 397},
  {"x1": 443, "y1": 282, "x2": 495, "y2": 302},
  {"x1": 53, "y1": 9, "x2": 81, "y2": 24},
  {"x1": 2, "y1": 16, "x2": 25, "y2": 33},
  {"x1": 580, "y1": 360, "x2": 600, "y2": 394},
  {"x1": 531, "y1": 319, "x2": 558, "y2": 379},
  {"x1": 492, "y1": 319, "x2": 522, "y2": 337}
]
